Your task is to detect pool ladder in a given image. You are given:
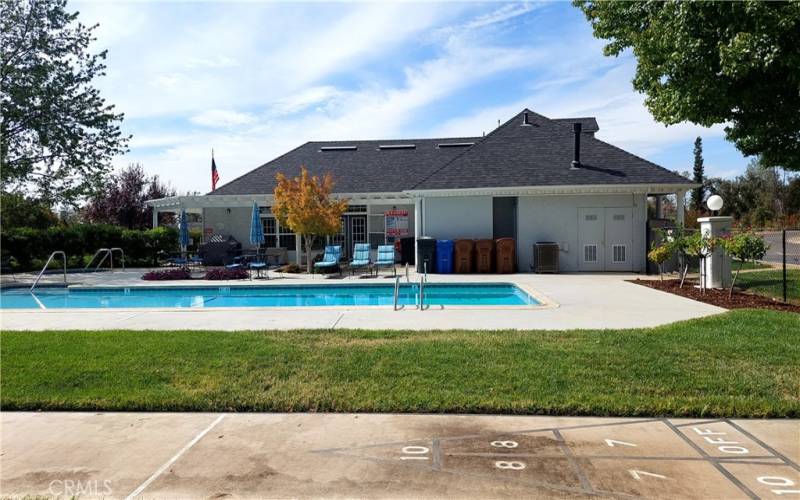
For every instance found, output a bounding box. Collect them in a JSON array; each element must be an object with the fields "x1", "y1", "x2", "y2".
[
  {"x1": 30, "y1": 251, "x2": 67, "y2": 292},
  {"x1": 394, "y1": 265, "x2": 428, "y2": 311},
  {"x1": 84, "y1": 247, "x2": 125, "y2": 272}
]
